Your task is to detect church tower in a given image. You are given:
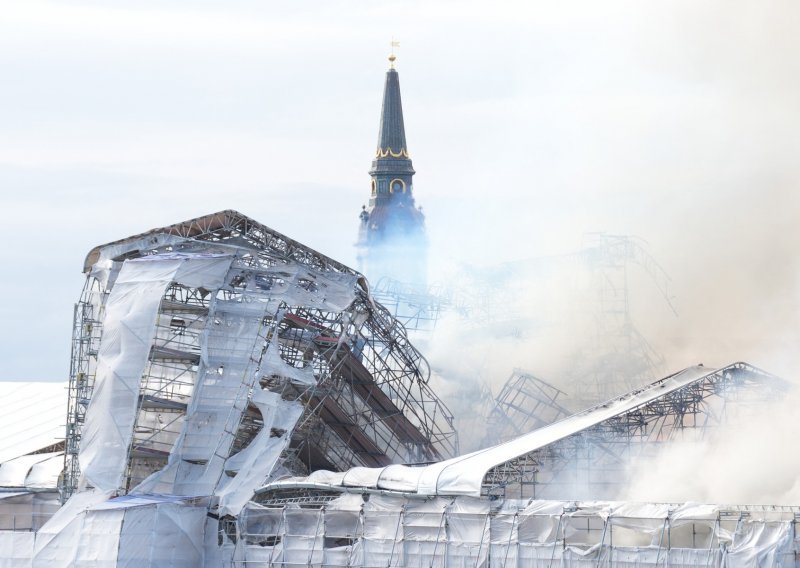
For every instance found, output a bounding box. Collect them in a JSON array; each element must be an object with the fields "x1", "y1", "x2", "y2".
[{"x1": 356, "y1": 53, "x2": 427, "y2": 290}]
